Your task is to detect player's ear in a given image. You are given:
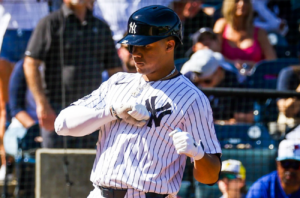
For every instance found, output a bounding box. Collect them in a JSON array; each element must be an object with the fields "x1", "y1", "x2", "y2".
[{"x1": 165, "y1": 39, "x2": 175, "y2": 52}]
